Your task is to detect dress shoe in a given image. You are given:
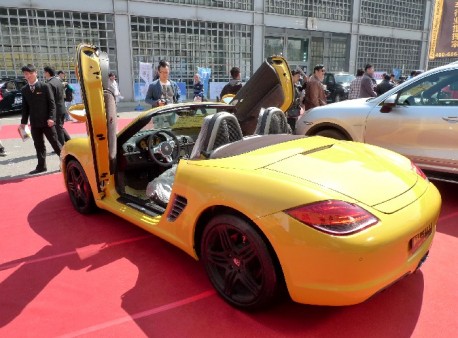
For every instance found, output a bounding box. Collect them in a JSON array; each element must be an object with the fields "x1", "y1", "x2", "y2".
[{"x1": 29, "y1": 168, "x2": 47, "y2": 175}]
